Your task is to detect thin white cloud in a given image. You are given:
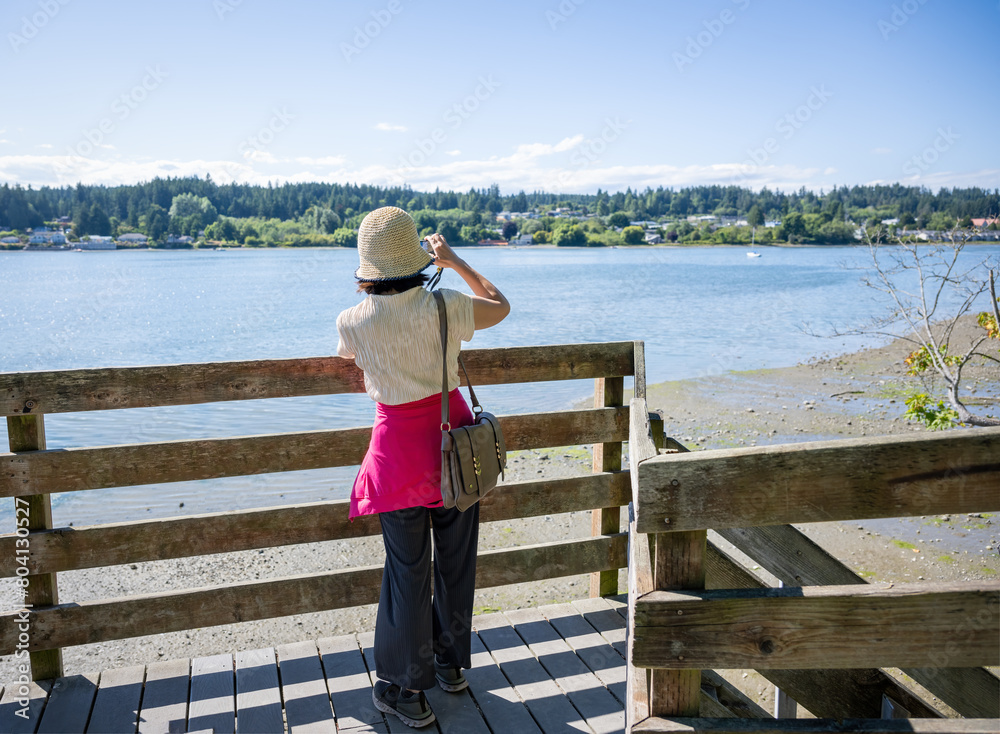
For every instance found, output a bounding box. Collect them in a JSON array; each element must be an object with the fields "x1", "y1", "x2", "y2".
[
  {"x1": 374, "y1": 122, "x2": 408, "y2": 132},
  {"x1": 36, "y1": 143, "x2": 54, "y2": 149},
  {"x1": 876, "y1": 168, "x2": 1000, "y2": 190},
  {"x1": 243, "y1": 150, "x2": 279, "y2": 164},
  {"x1": 871, "y1": 147, "x2": 892, "y2": 155},
  {"x1": 0, "y1": 140, "x2": 10, "y2": 145},
  {"x1": 293, "y1": 155, "x2": 347, "y2": 167},
  {"x1": 2, "y1": 148, "x2": 997, "y2": 194},
  {"x1": 445, "y1": 150, "x2": 461, "y2": 156},
  {"x1": 510, "y1": 135, "x2": 584, "y2": 161}
]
